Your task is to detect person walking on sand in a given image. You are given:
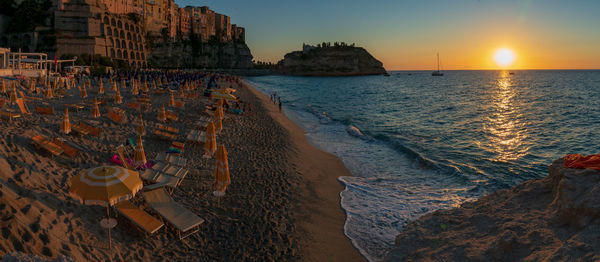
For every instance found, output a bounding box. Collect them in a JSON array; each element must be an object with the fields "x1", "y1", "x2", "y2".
[{"x1": 278, "y1": 98, "x2": 282, "y2": 112}]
